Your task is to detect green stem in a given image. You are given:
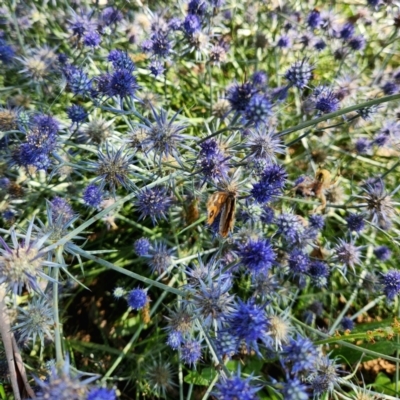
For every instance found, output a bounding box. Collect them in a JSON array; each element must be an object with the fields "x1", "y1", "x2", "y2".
[{"x1": 53, "y1": 248, "x2": 64, "y2": 365}]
